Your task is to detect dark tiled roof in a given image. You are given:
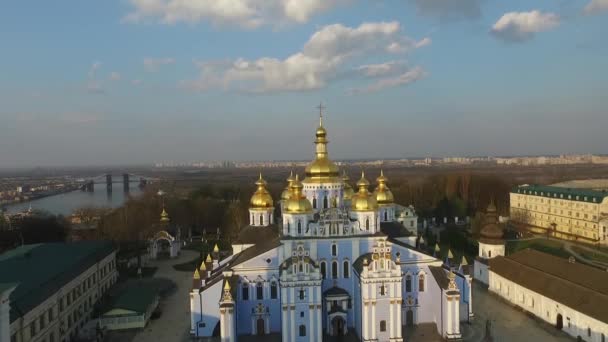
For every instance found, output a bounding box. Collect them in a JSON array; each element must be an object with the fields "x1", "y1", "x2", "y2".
[
  {"x1": 104, "y1": 284, "x2": 158, "y2": 315},
  {"x1": 234, "y1": 224, "x2": 279, "y2": 245},
  {"x1": 429, "y1": 266, "x2": 449, "y2": 290},
  {"x1": 490, "y1": 249, "x2": 608, "y2": 322},
  {"x1": 324, "y1": 287, "x2": 349, "y2": 297},
  {"x1": 380, "y1": 221, "x2": 413, "y2": 238},
  {"x1": 353, "y1": 253, "x2": 373, "y2": 274},
  {"x1": 0, "y1": 241, "x2": 115, "y2": 322},
  {"x1": 512, "y1": 185, "x2": 608, "y2": 203}
]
